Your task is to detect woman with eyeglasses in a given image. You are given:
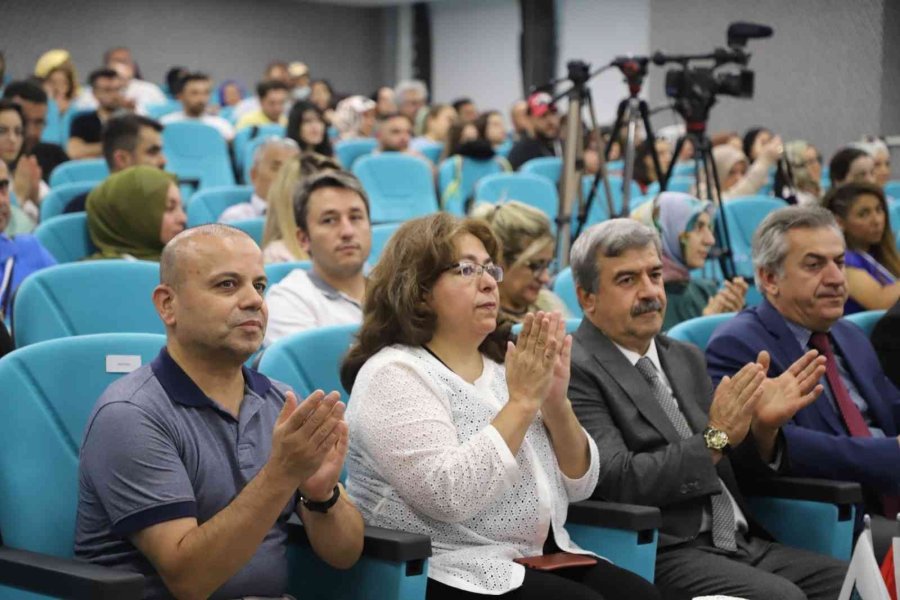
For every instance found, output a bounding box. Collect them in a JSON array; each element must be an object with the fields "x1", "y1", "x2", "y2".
[
  {"x1": 341, "y1": 213, "x2": 660, "y2": 600},
  {"x1": 471, "y1": 200, "x2": 569, "y2": 326}
]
